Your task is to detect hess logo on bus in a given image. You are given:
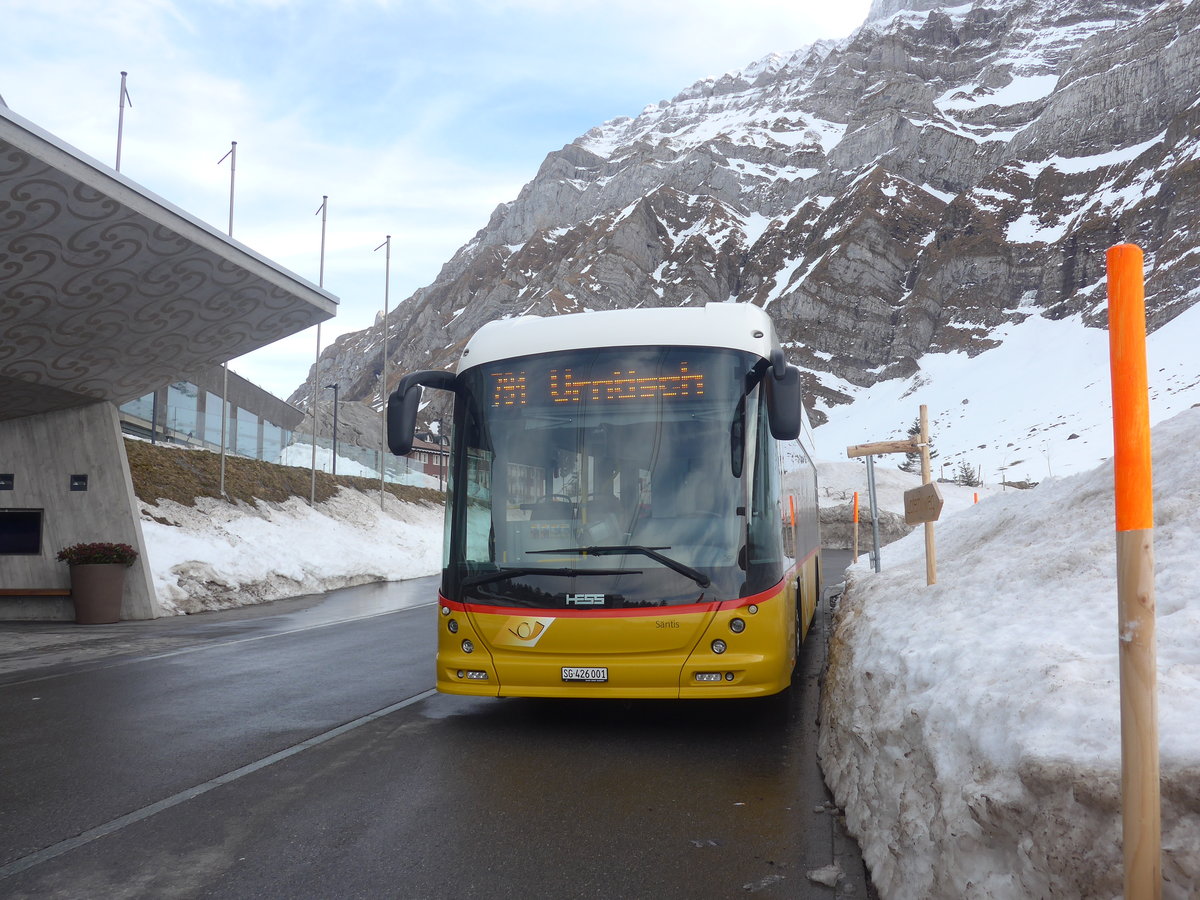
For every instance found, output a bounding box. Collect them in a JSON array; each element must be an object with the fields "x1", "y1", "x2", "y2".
[{"x1": 565, "y1": 593, "x2": 605, "y2": 607}]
